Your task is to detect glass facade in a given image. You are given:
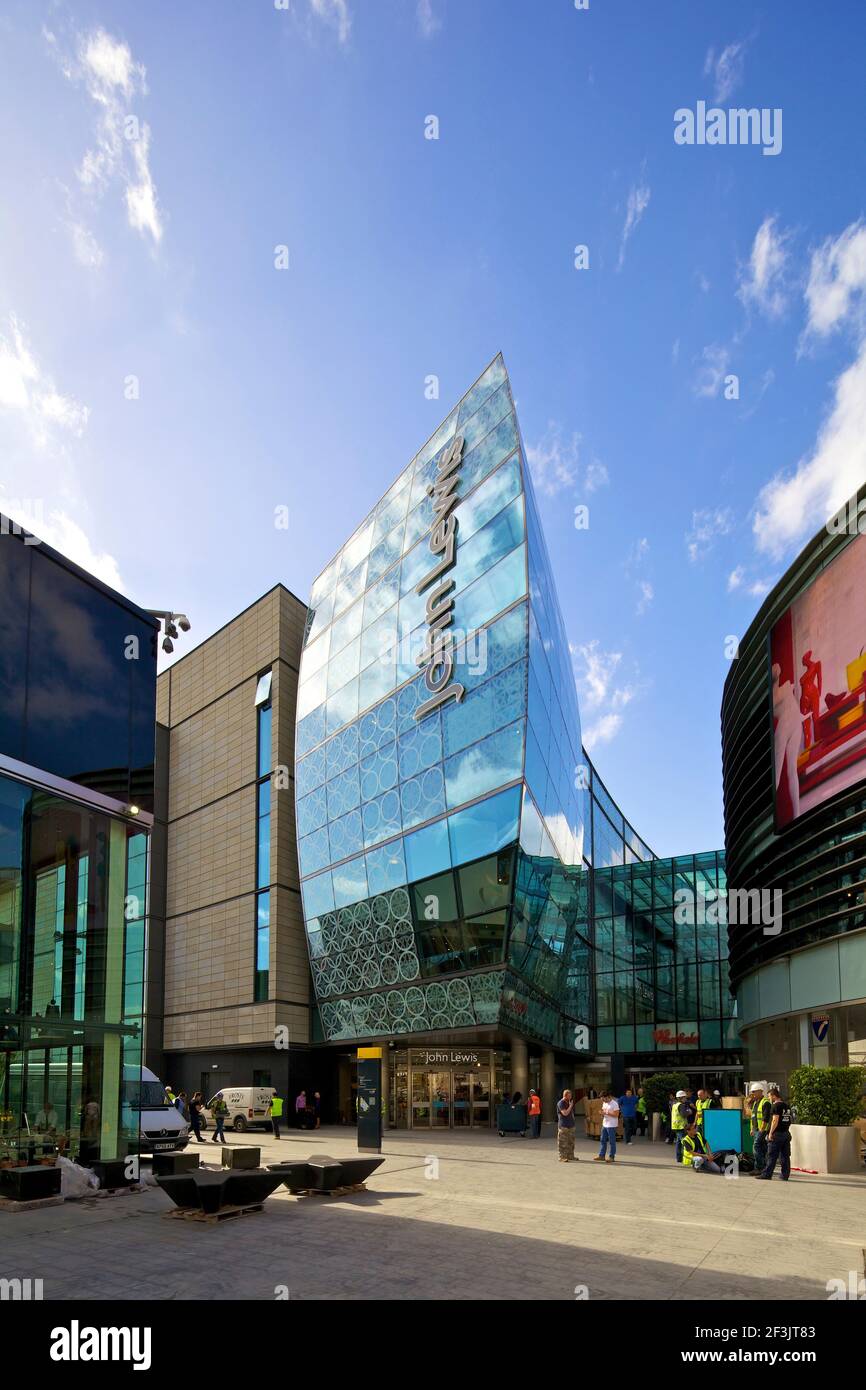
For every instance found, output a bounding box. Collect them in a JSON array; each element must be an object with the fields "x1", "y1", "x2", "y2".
[
  {"x1": 0, "y1": 774, "x2": 147, "y2": 1163},
  {"x1": 254, "y1": 672, "x2": 273, "y2": 1003}
]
